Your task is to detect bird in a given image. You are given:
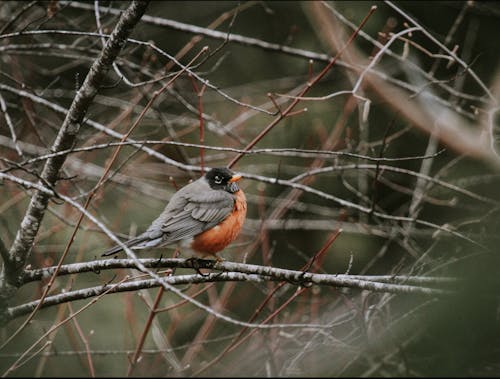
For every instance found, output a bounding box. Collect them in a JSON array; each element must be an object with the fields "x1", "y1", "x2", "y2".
[{"x1": 102, "y1": 167, "x2": 247, "y2": 261}]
